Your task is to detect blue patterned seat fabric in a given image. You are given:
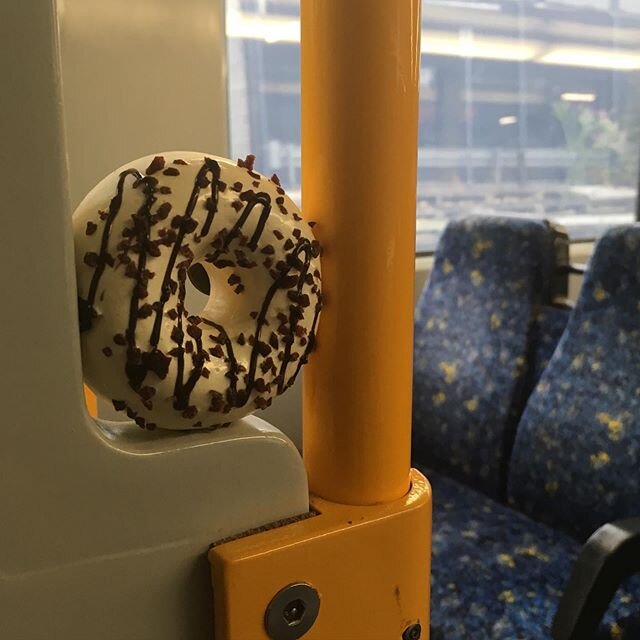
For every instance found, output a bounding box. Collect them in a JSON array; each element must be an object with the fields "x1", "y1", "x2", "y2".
[
  {"x1": 427, "y1": 470, "x2": 640, "y2": 640},
  {"x1": 528, "y1": 305, "x2": 571, "y2": 386},
  {"x1": 413, "y1": 217, "x2": 558, "y2": 498},
  {"x1": 508, "y1": 225, "x2": 640, "y2": 541}
]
